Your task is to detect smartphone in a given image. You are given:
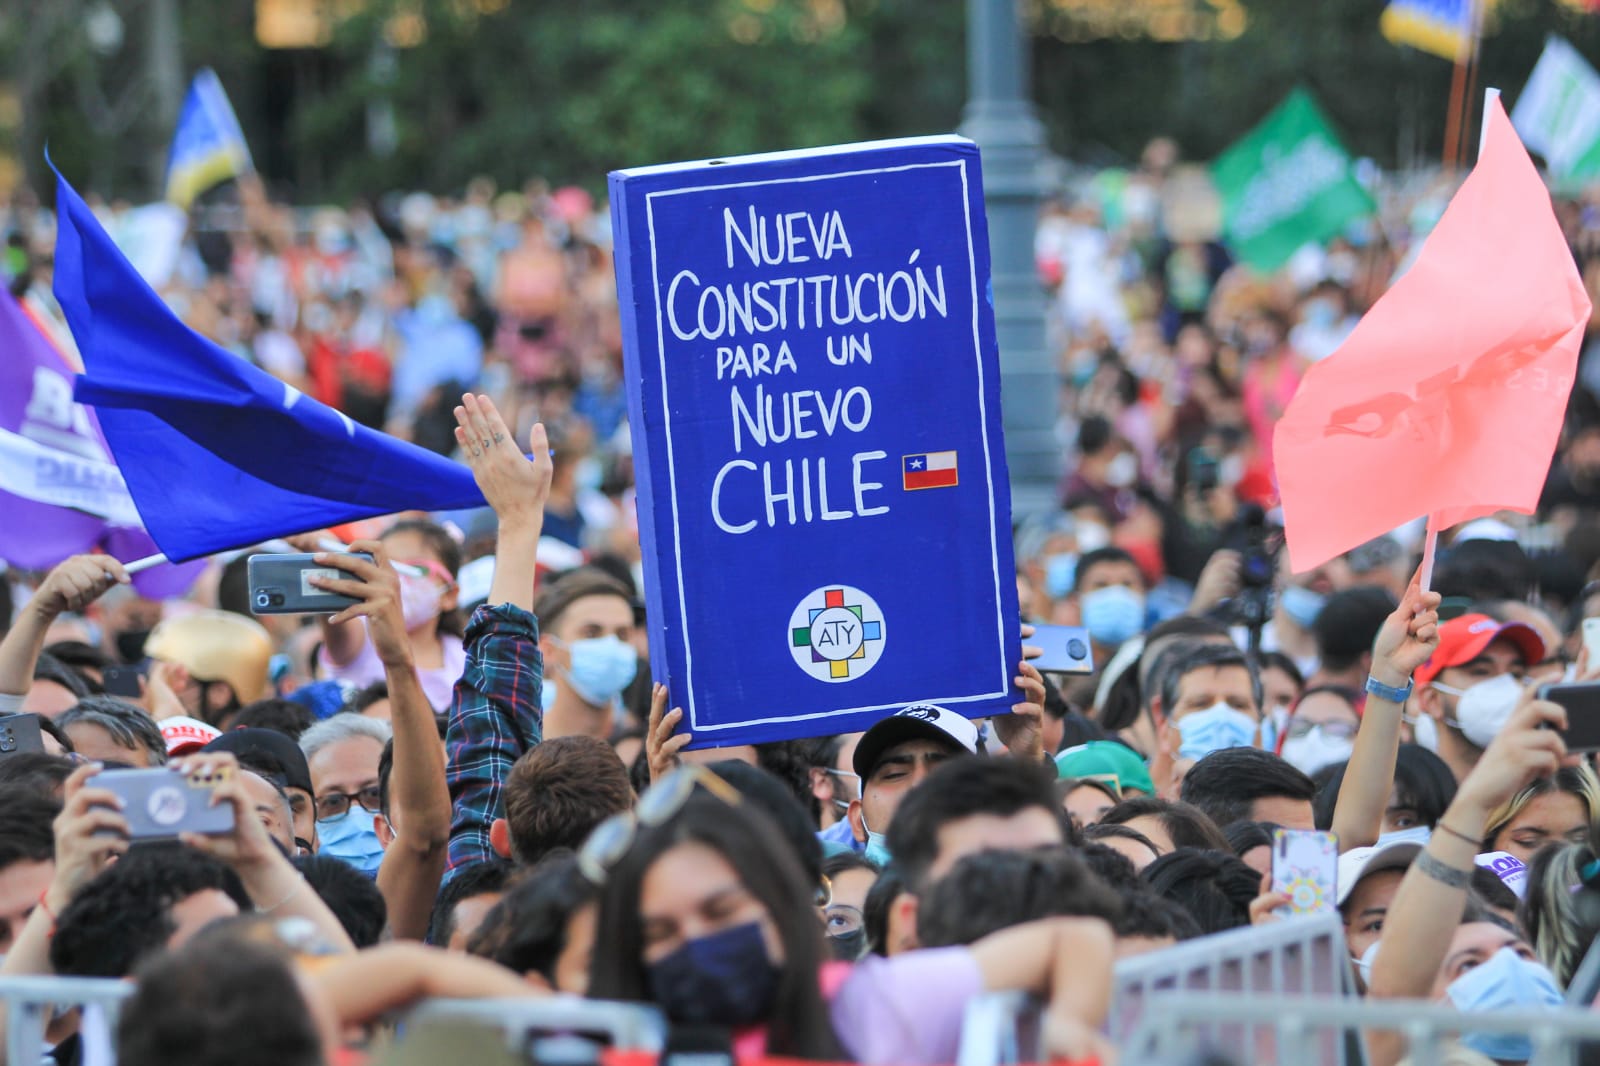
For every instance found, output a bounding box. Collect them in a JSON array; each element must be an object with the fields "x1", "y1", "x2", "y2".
[
  {"x1": 1538, "y1": 681, "x2": 1600, "y2": 753},
  {"x1": 1583, "y1": 619, "x2": 1600, "y2": 671},
  {"x1": 96, "y1": 766, "x2": 236, "y2": 841},
  {"x1": 101, "y1": 664, "x2": 145, "y2": 699},
  {"x1": 247, "y1": 552, "x2": 372, "y2": 615},
  {"x1": 0, "y1": 714, "x2": 45, "y2": 759},
  {"x1": 1029, "y1": 624, "x2": 1095, "y2": 675},
  {"x1": 1271, "y1": 828, "x2": 1339, "y2": 917}
]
